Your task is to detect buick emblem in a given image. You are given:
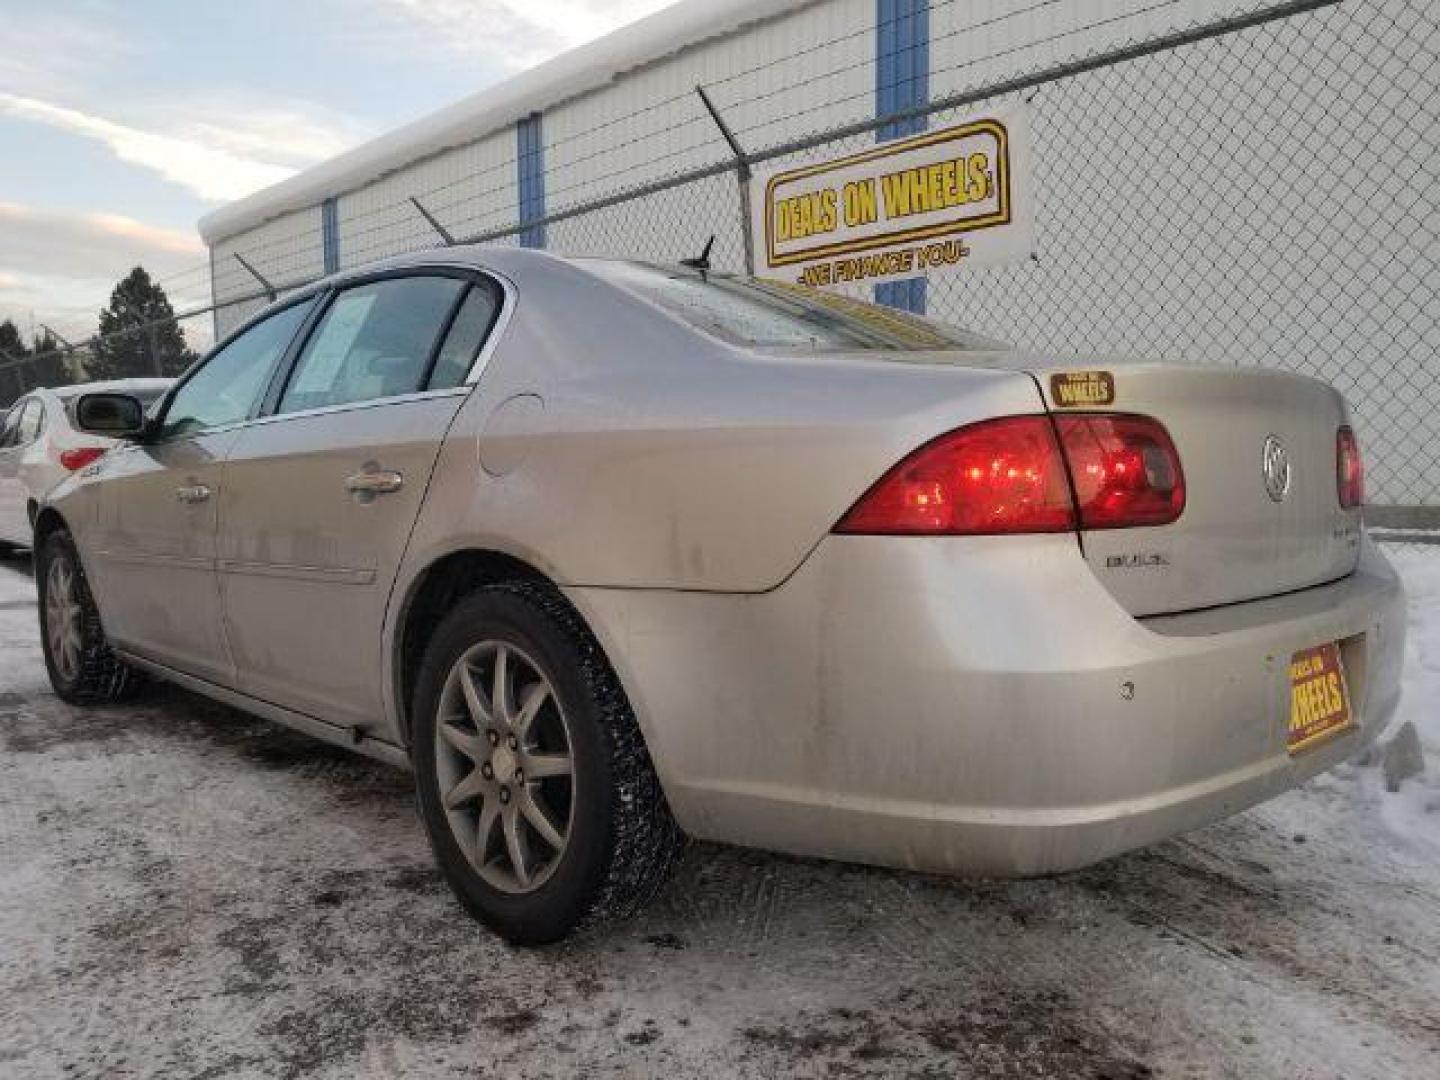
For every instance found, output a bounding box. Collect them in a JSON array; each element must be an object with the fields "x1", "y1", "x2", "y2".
[{"x1": 1262, "y1": 435, "x2": 1291, "y2": 502}]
